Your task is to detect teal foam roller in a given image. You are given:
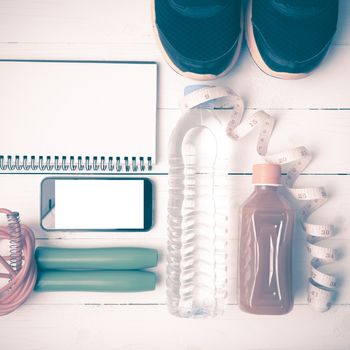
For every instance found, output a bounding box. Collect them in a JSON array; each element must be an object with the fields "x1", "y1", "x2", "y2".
[
  {"x1": 35, "y1": 270, "x2": 156, "y2": 292},
  {"x1": 35, "y1": 247, "x2": 158, "y2": 270}
]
